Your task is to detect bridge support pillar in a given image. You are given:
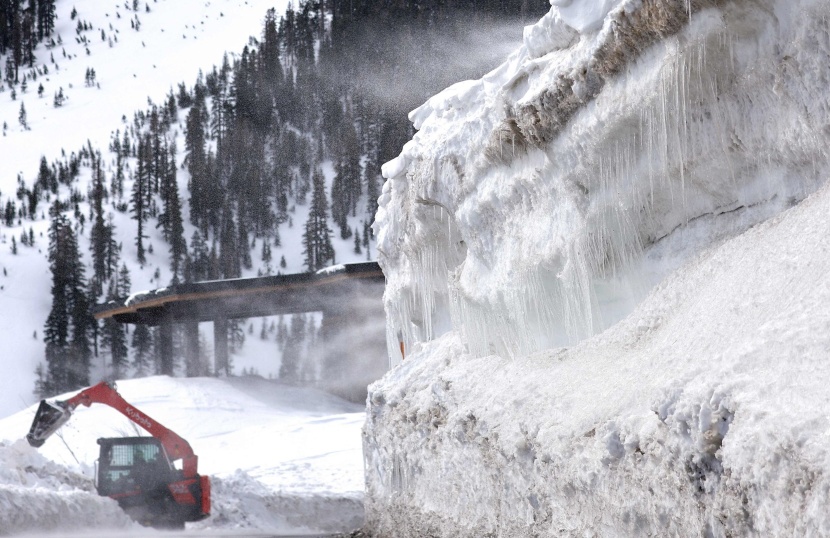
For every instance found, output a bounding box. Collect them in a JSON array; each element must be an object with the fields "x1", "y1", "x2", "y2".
[
  {"x1": 184, "y1": 321, "x2": 200, "y2": 376},
  {"x1": 317, "y1": 282, "x2": 388, "y2": 402},
  {"x1": 159, "y1": 321, "x2": 174, "y2": 376},
  {"x1": 214, "y1": 316, "x2": 229, "y2": 376}
]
